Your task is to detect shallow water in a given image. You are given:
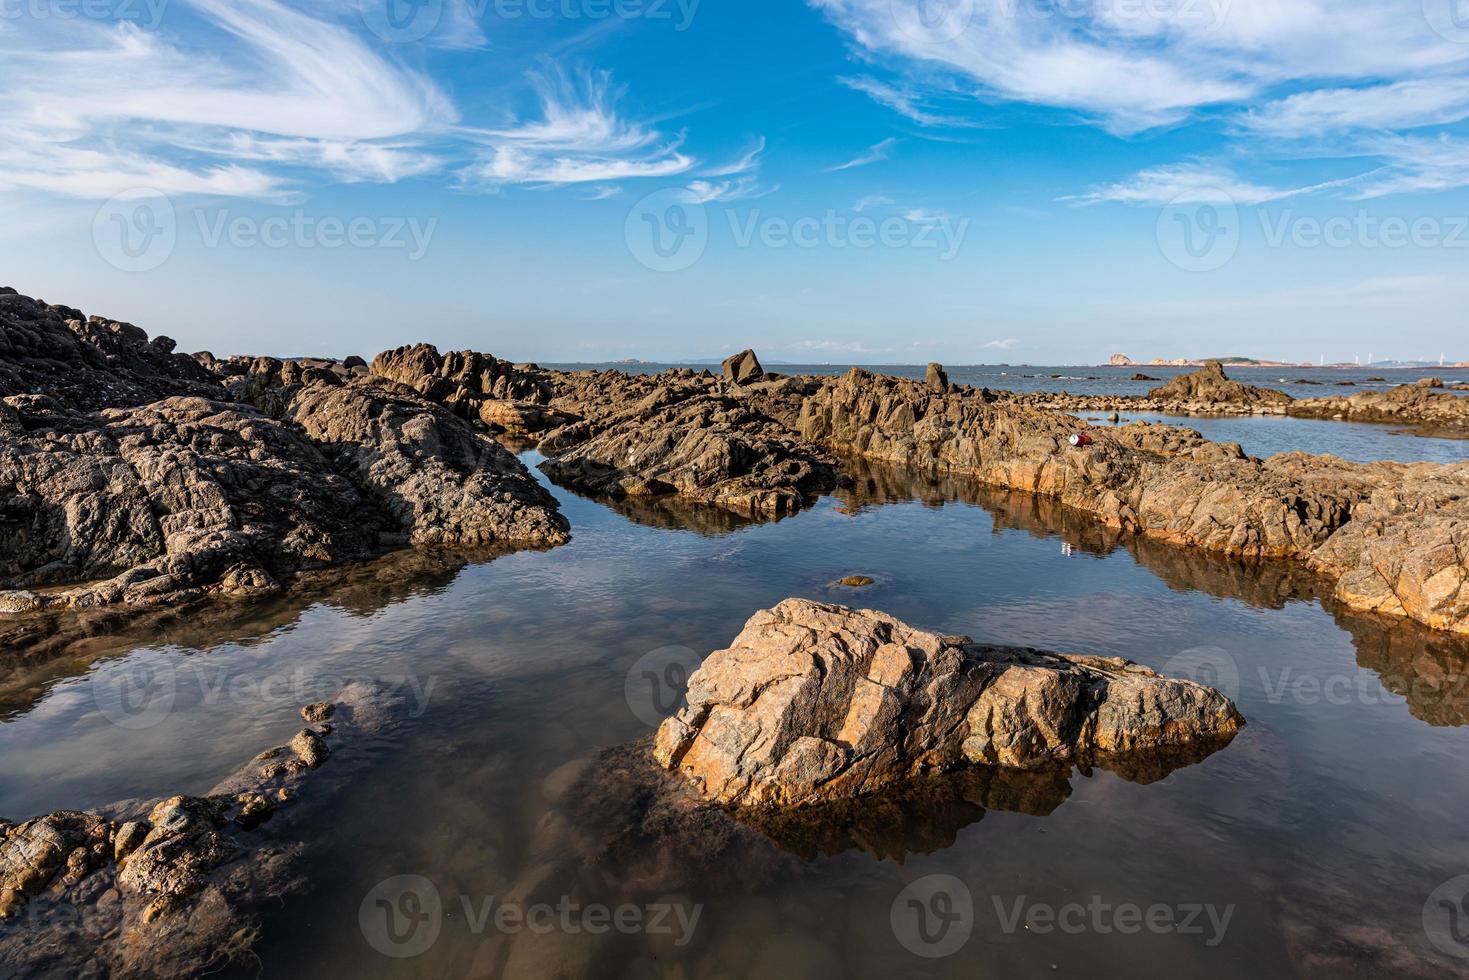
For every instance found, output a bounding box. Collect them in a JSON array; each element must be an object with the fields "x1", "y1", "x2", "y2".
[
  {"x1": 1093, "y1": 412, "x2": 1469, "y2": 465},
  {"x1": 4, "y1": 455, "x2": 1469, "y2": 978}
]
